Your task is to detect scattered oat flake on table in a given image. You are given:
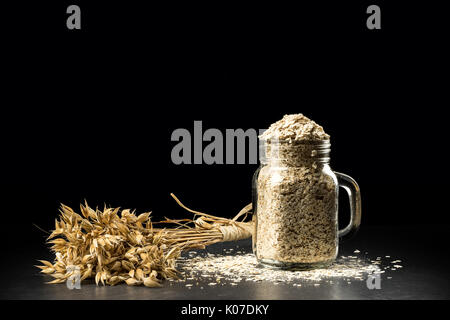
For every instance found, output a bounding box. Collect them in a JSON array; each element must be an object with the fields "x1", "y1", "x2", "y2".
[{"x1": 179, "y1": 250, "x2": 402, "y2": 287}]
